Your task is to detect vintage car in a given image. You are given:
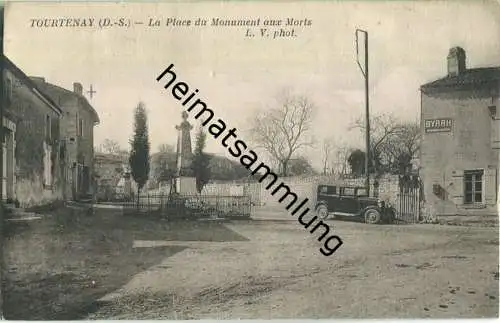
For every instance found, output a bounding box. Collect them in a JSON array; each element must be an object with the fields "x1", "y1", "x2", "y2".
[{"x1": 314, "y1": 184, "x2": 396, "y2": 224}]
